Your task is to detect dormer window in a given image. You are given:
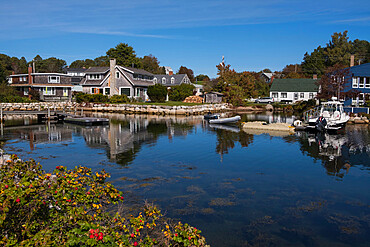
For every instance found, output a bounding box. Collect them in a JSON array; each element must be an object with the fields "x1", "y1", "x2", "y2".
[
  {"x1": 171, "y1": 77, "x2": 175, "y2": 84},
  {"x1": 48, "y1": 76, "x2": 60, "y2": 83},
  {"x1": 88, "y1": 74, "x2": 101, "y2": 80},
  {"x1": 116, "y1": 71, "x2": 120, "y2": 78},
  {"x1": 162, "y1": 77, "x2": 166, "y2": 84}
]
